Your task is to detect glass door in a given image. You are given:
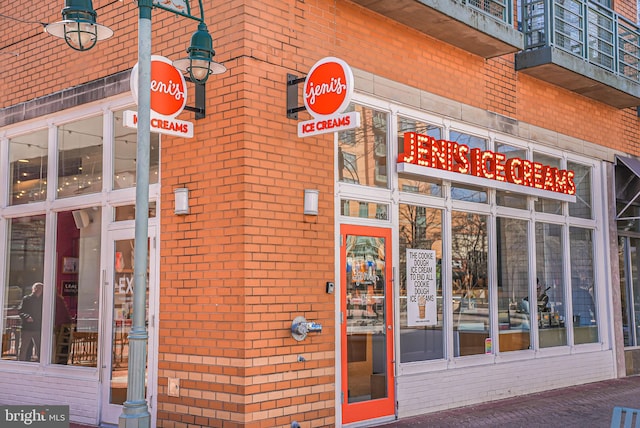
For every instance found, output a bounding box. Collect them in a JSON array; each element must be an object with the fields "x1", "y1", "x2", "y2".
[
  {"x1": 620, "y1": 236, "x2": 640, "y2": 347},
  {"x1": 101, "y1": 227, "x2": 157, "y2": 424},
  {"x1": 341, "y1": 225, "x2": 395, "y2": 424}
]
